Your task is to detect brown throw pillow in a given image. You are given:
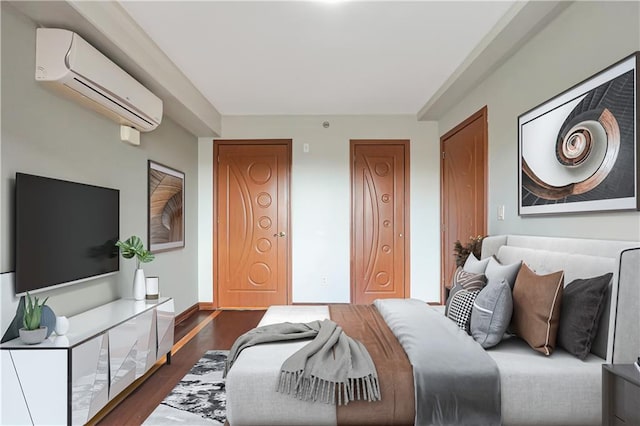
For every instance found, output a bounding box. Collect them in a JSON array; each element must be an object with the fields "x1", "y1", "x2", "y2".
[{"x1": 511, "y1": 264, "x2": 564, "y2": 356}]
